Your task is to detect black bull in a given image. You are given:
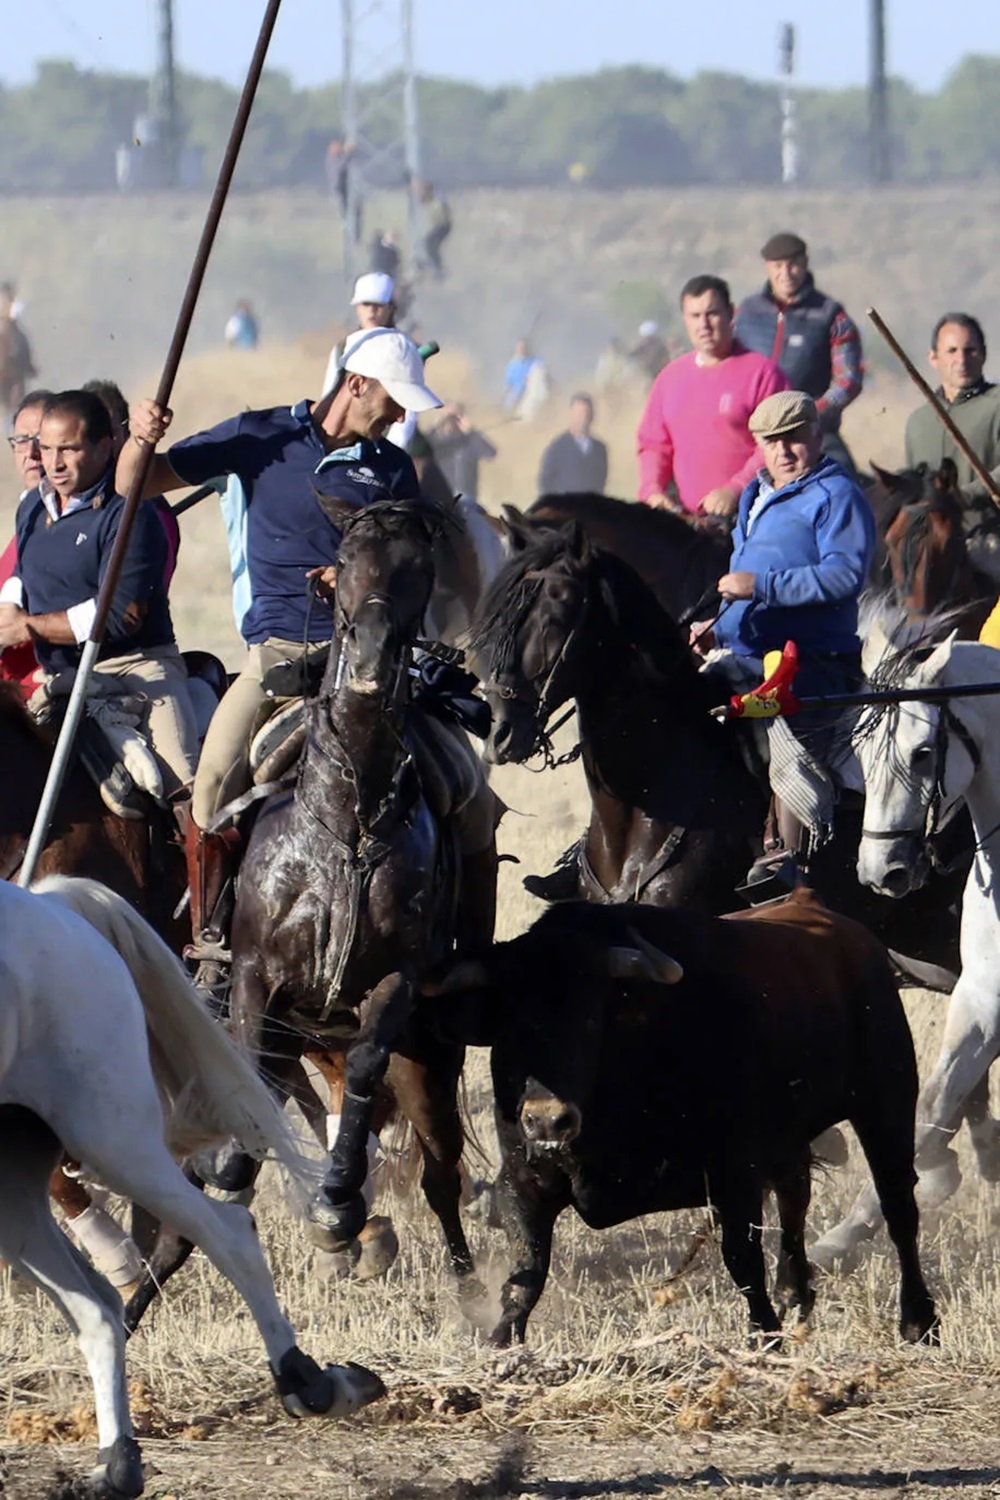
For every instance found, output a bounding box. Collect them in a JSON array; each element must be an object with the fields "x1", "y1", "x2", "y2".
[{"x1": 425, "y1": 892, "x2": 937, "y2": 1347}]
